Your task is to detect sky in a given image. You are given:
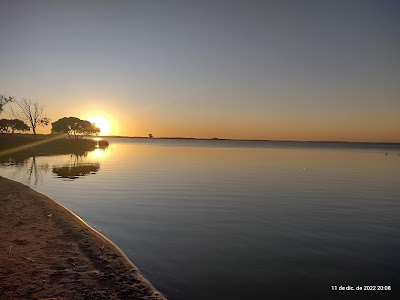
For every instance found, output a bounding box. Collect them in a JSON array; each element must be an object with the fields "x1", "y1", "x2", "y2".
[{"x1": 0, "y1": 0, "x2": 399, "y2": 142}]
